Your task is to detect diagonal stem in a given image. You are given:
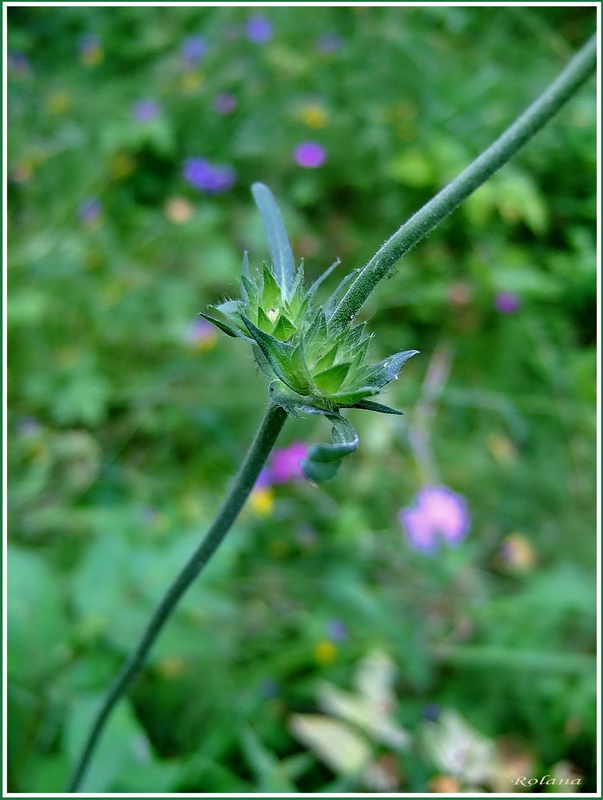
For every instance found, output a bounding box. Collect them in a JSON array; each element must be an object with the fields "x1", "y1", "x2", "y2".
[
  {"x1": 329, "y1": 33, "x2": 597, "y2": 332},
  {"x1": 67, "y1": 403, "x2": 287, "y2": 792}
]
